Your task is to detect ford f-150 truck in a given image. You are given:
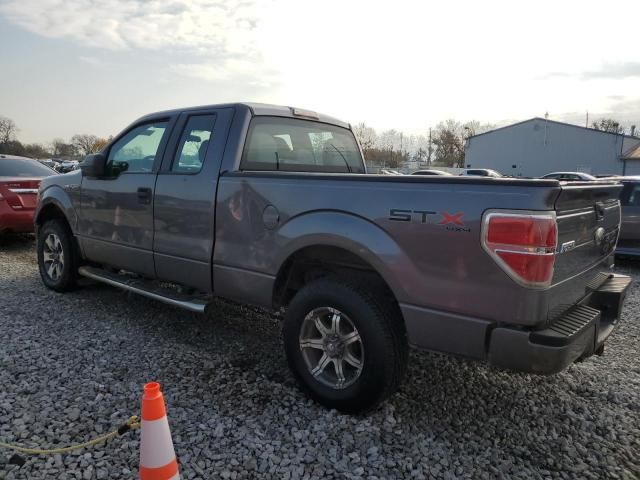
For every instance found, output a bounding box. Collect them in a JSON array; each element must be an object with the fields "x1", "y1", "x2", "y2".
[{"x1": 35, "y1": 103, "x2": 631, "y2": 412}]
